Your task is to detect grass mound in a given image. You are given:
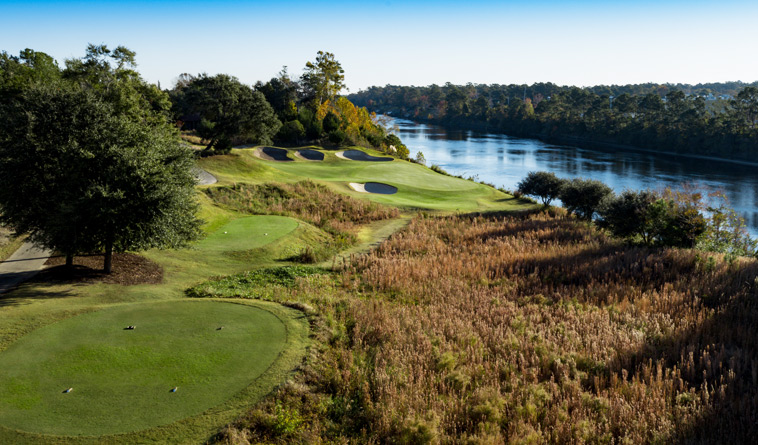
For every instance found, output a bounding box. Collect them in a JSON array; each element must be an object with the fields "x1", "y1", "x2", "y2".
[
  {"x1": 199, "y1": 148, "x2": 534, "y2": 213},
  {"x1": 0, "y1": 300, "x2": 289, "y2": 436},
  {"x1": 195, "y1": 215, "x2": 299, "y2": 254},
  {"x1": 205, "y1": 181, "x2": 400, "y2": 262}
]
